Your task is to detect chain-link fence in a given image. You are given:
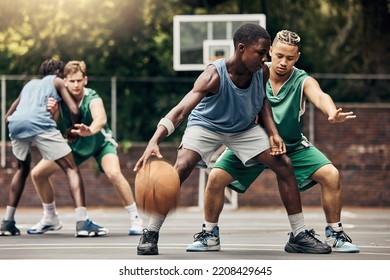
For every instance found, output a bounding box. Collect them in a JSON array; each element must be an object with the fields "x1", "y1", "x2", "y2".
[{"x1": 2, "y1": 74, "x2": 390, "y2": 167}]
